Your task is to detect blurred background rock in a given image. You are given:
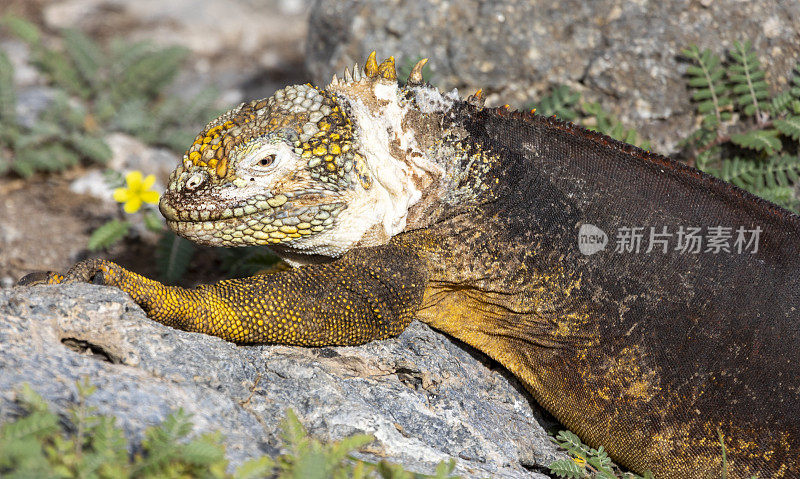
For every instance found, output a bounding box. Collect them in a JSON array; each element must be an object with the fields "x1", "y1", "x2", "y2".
[
  {"x1": 4, "y1": 0, "x2": 798, "y2": 156},
  {"x1": 3, "y1": 0, "x2": 311, "y2": 104}
]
